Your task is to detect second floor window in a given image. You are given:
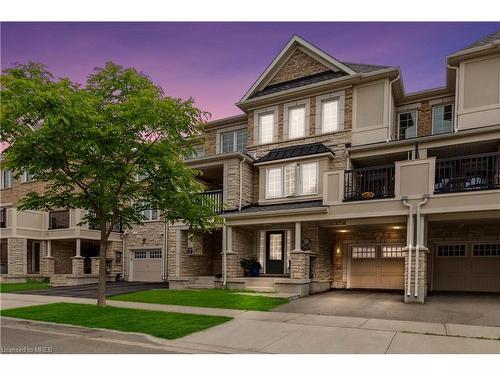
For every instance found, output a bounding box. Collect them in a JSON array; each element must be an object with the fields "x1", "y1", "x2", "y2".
[
  {"x1": 220, "y1": 129, "x2": 247, "y2": 153},
  {"x1": 288, "y1": 106, "x2": 306, "y2": 139},
  {"x1": 141, "y1": 207, "x2": 159, "y2": 221},
  {"x1": 432, "y1": 104, "x2": 453, "y2": 135},
  {"x1": 259, "y1": 112, "x2": 275, "y2": 144},
  {"x1": 22, "y1": 171, "x2": 35, "y2": 183},
  {"x1": 398, "y1": 111, "x2": 417, "y2": 140},
  {"x1": 265, "y1": 161, "x2": 318, "y2": 199},
  {"x1": 1, "y1": 170, "x2": 12, "y2": 189}
]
